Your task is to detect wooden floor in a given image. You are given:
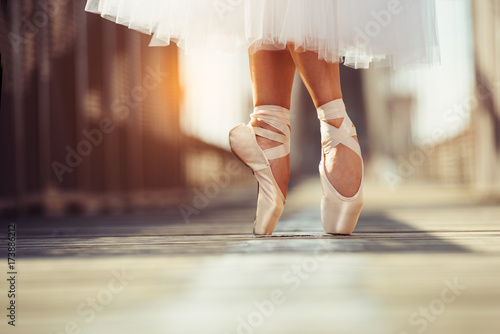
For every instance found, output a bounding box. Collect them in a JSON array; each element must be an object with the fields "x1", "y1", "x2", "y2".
[{"x1": 1, "y1": 179, "x2": 499, "y2": 334}]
